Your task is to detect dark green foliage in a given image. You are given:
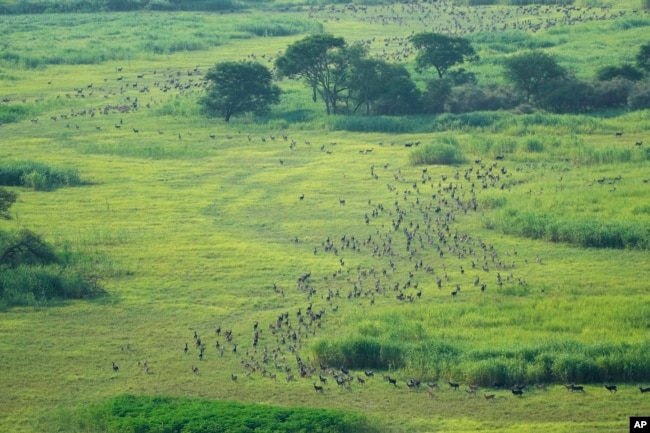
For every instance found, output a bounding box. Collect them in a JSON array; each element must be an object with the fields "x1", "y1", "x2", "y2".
[
  {"x1": 74, "y1": 395, "x2": 376, "y2": 433},
  {"x1": 409, "y1": 143, "x2": 465, "y2": 166},
  {"x1": 590, "y1": 78, "x2": 634, "y2": 109},
  {"x1": 503, "y1": 50, "x2": 567, "y2": 102},
  {"x1": 423, "y1": 79, "x2": 453, "y2": 114},
  {"x1": 536, "y1": 78, "x2": 594, "y2": 113},
  {"x1": 0, "y1": 160, "x2": 82, "y2": 191},
  {"x1": 348, "y1": 58, "x2": 421, "y2": 115},
  {"x1": 445, "y1": 83, "x2": 520, "y2": 113},
  {"x1": 0, "y1": 104, "x2": 32, "y2": 123},
  {"x1": 487, "y1": 209, "x2": 650, "y2": 250},
  {"x1": 410, "y1": 32, "x2": 478, "y2": 79},
  {"x1": 201, "y1": 61, "x2": 280, "y2": 122},
  {"x1": 627, "y1": 80, "x2": 650, "y2": 110},
  {"x1": 312, "y1": 337, "x2": 405, "y2": 369},
  {"x1": 0, "y1": 229, "x2": 58, "y2": 268},
  {"x1": 0, "y1": 187, "x2": 17, "y2": 220},
  {"x1": 275, "y1": 34, "x2": 348, "y2": 115},
  {"x1": 636, "y1": 42, "x2": 650, "y2": 72},
  {"x1": 596, "y1": 64, "x2": 644, "y2": 82},
  {"x1": 0, "y1": 229, "x2": 104, "y2": 308}
]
